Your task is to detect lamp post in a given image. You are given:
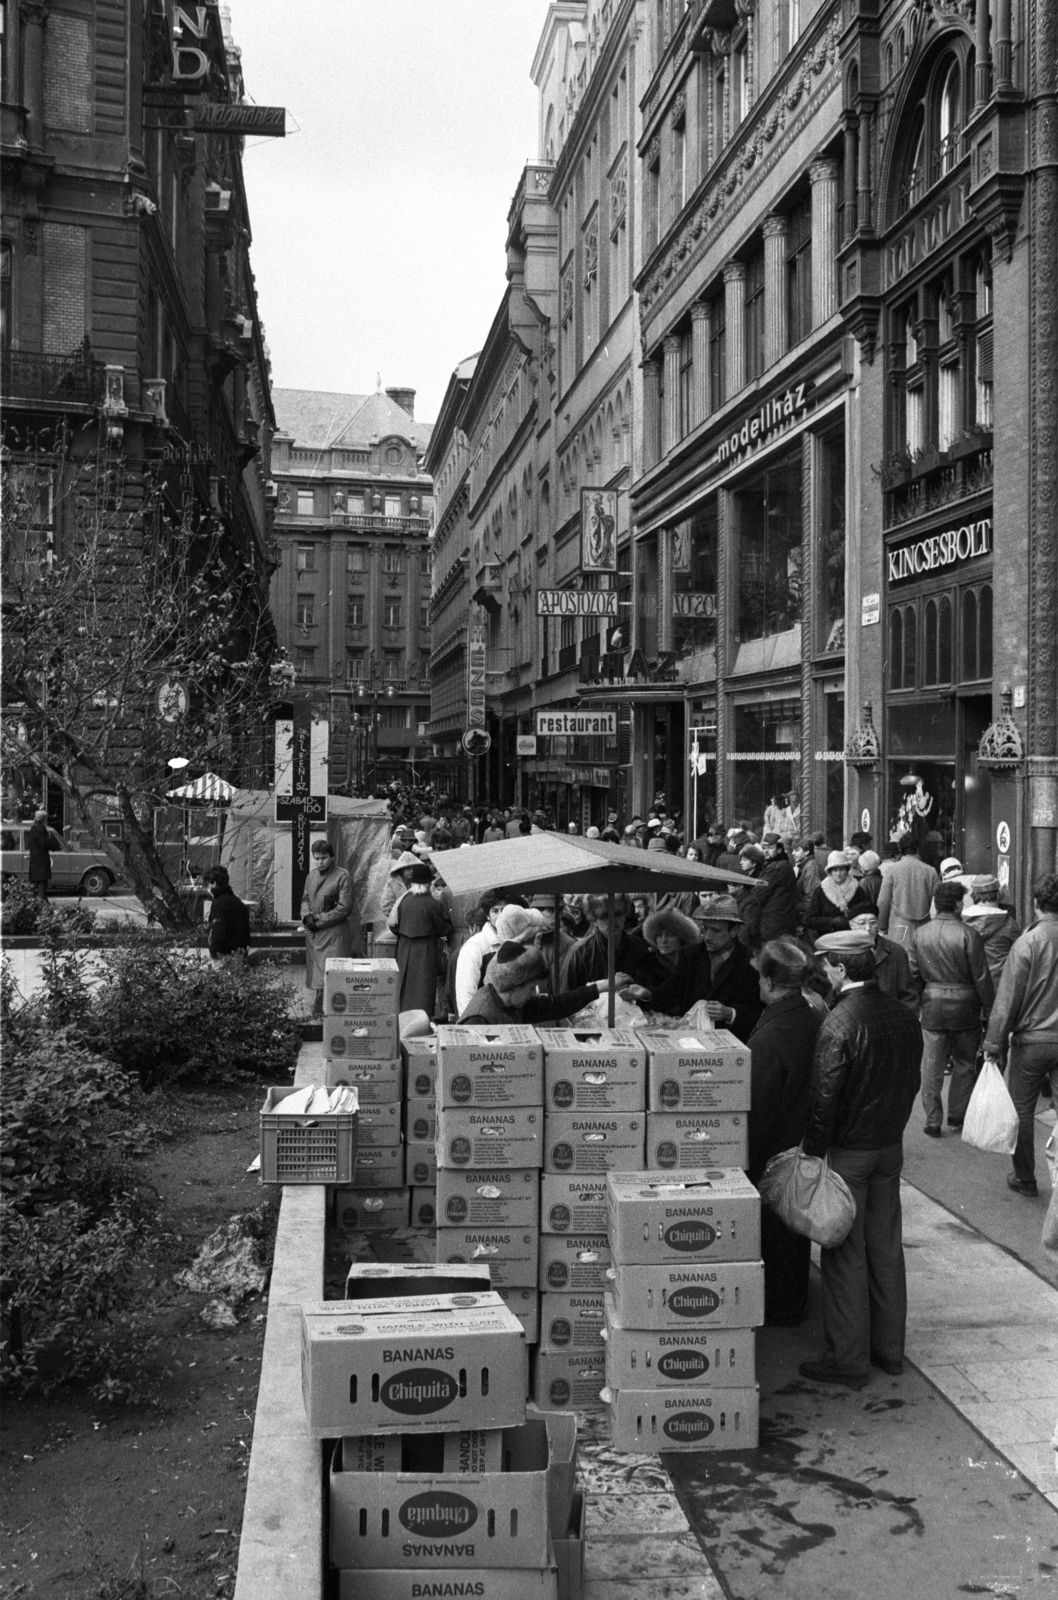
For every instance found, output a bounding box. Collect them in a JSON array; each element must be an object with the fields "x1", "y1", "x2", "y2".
[{"x1": 356, "y1": 653, "x2": 396, "y2": 794}]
